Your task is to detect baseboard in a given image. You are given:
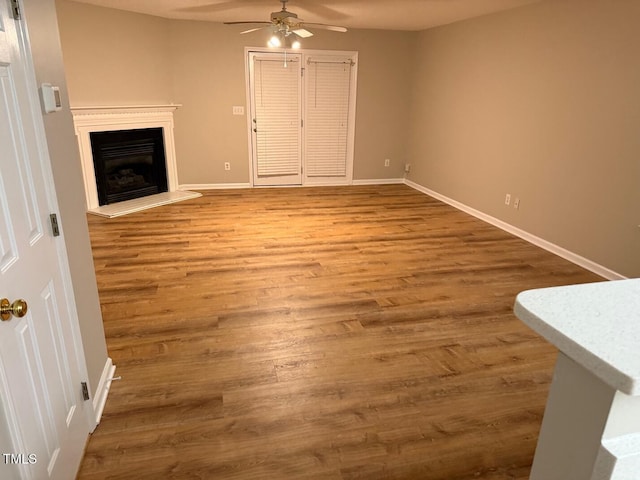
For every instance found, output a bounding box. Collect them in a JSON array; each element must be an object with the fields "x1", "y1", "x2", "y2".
[
  {"x1": 303, "y1": 179, "x2": 352, "y2": 186},
  {"x1": 352, "y1": 178, "x2": 405, "y2": 185},
  {"x1": 404, "y1": 179, "x2": 625, "y2": 281},
  {"x1": 179, "y1": 183, "x2": 252, "y2": 190},
  {"x1": 91, "y1": 357, "x2": 116, "y2": 431},
  {"x1": 181, "y1": 180, "x2": 406, "y2": 189}
]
